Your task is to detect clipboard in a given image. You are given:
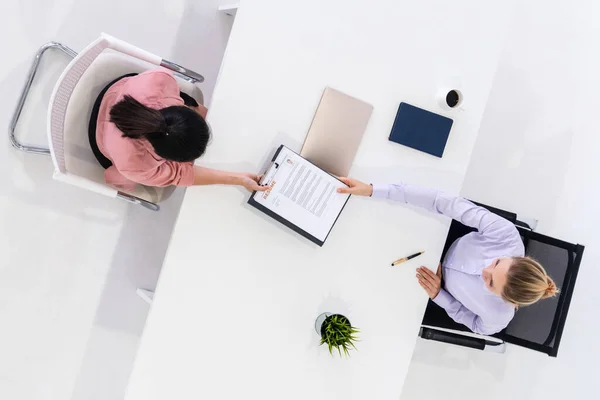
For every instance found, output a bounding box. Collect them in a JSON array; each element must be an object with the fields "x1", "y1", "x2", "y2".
[{"x1": 248, "y1": 145, "x2": 351, "y2": 247}]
